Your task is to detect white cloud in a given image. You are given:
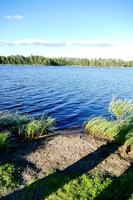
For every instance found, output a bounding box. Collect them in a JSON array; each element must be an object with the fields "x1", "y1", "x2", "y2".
[
  {"x1": 0, "y1": 39, "x2": 113, "y2": 47},
  {"x1": 4, "y1": 15, "x2": 13, "y2": 20},
  {"x1": 0, "y1": 39, "x2": 133, "y2": 60},
  {"x1": 4, "y1": 15, "x2": 23, "y2": 20}
]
